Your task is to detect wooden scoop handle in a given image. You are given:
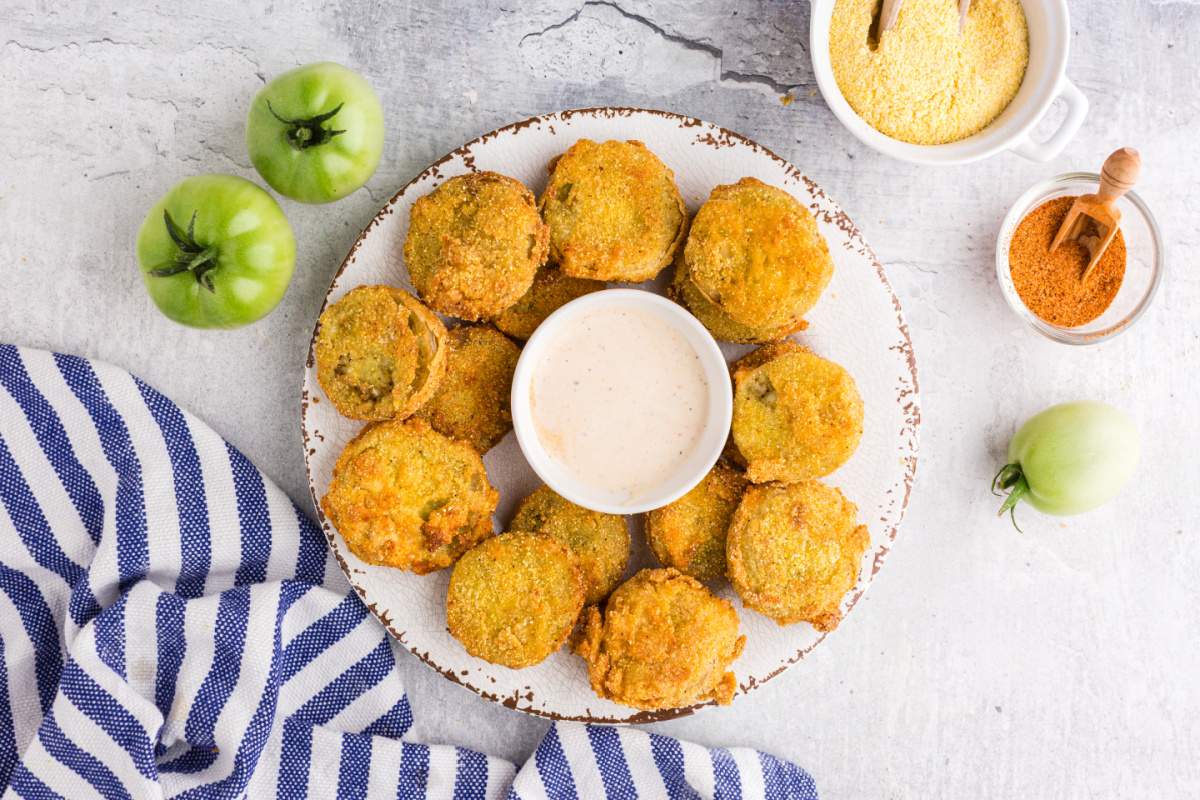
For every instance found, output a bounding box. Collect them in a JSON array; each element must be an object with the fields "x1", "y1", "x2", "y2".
[
  {"x1": 1098, "y1": 147, "x2": 1141, "y2": 204},
  {"x1": 880, "y1": 0, "x2": 903, "y2": 33}
]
